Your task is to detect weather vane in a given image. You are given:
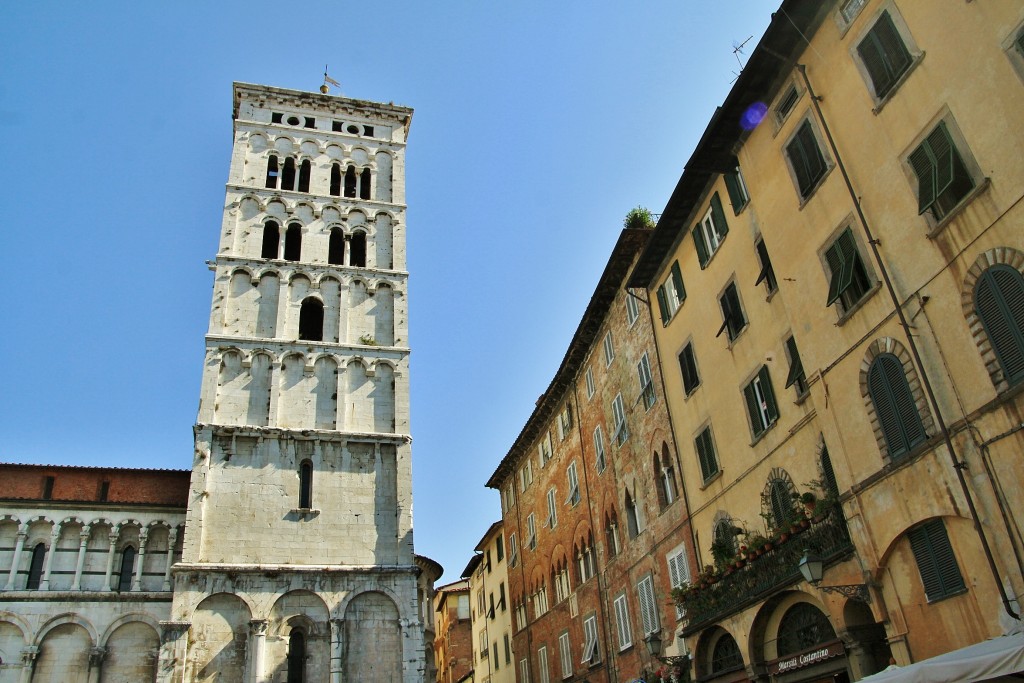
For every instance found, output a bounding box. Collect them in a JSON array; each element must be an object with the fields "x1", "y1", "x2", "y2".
[{"x1": 321, "y1": 65, "x2": 341, "y2": 94}]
